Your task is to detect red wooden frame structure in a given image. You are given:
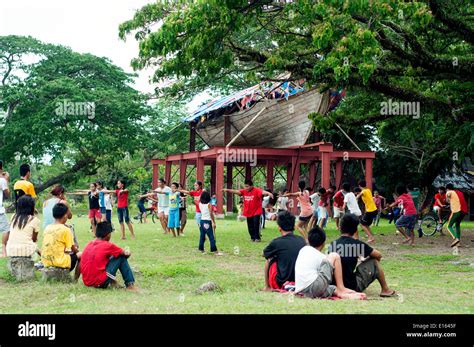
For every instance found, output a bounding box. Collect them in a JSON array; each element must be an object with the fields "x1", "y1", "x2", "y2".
[{"x1": 151, "y1": 142, "x2": 375, "y2": 217}]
